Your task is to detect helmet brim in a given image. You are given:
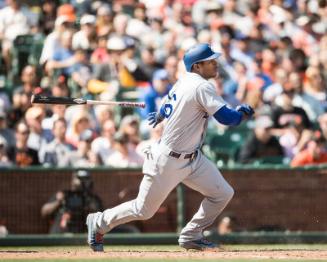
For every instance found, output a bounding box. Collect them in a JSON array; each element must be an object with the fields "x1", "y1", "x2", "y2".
[{"x1": 197, "y1": 52, "x2": 221, "y2": 63}]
